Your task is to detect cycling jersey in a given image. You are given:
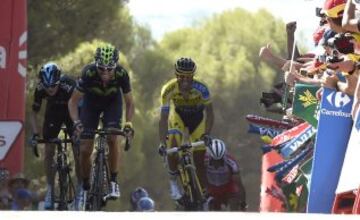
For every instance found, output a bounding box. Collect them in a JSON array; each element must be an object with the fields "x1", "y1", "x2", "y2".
[
  {"x1": 76, "y1": 63, "x2": 131, "y2": 97},
  {"x1": 160, "y1": 78, "x2": 211, "y2": 114},
  {"x1": 204, "y1": 154, "x2": 240, "y2": 187},
  {"x1": 31, "y1": 75, "x2": 76, "y2": 139},
  {"x1": 32, "y1": 75, "x2": 76, "y2": 112},
  {"x1": 76, "y1": 63, "x2": 131, "y2": 139},
  {"x1": 160, "y1": 78, "x2": 211, "y2": 148}
]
